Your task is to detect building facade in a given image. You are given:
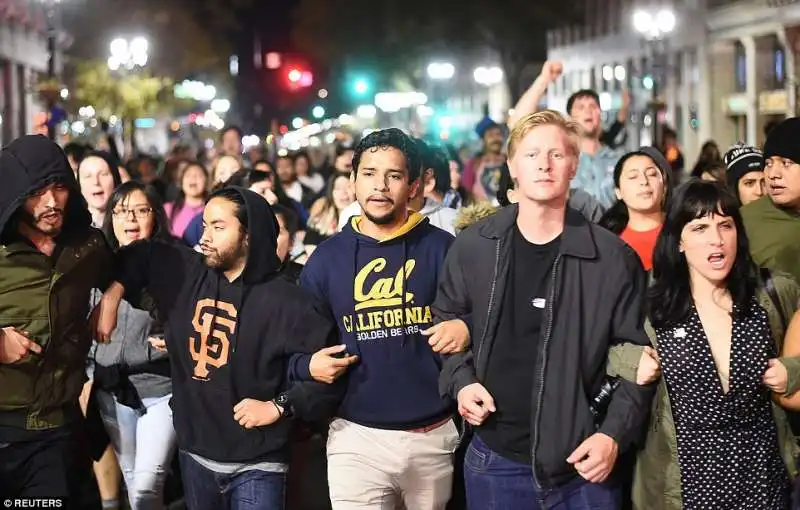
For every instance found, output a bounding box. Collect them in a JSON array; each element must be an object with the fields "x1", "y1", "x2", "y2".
[
  {"x1": 546, "y1": 0, "x2": 799, "y2": 167},
  {"x1": 0, "y1": 0, "x2": 52, "y2": 145}
]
